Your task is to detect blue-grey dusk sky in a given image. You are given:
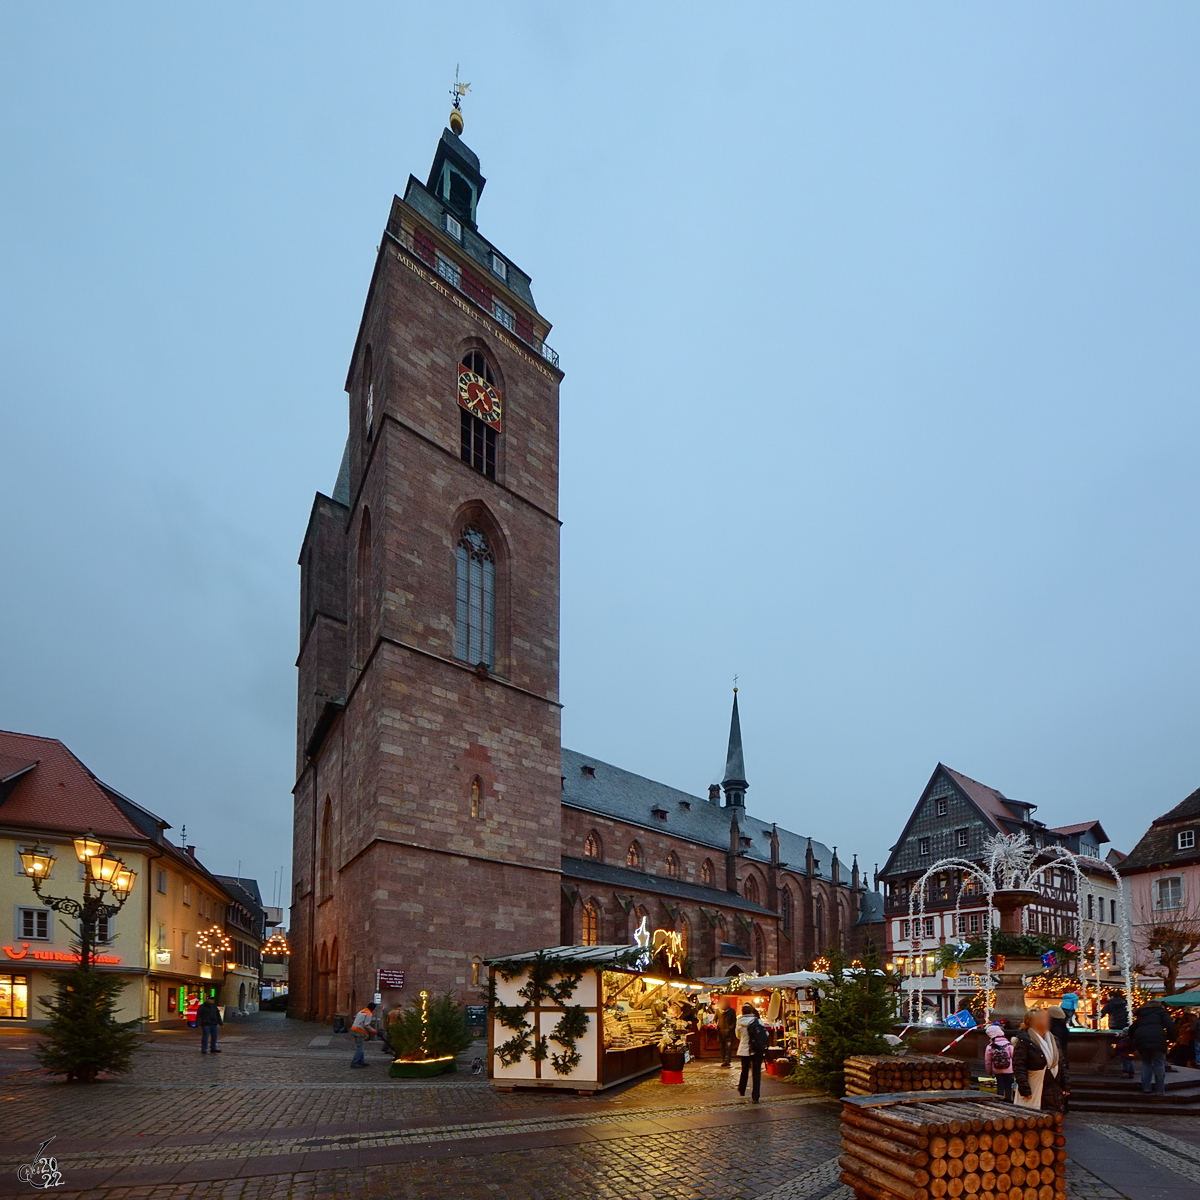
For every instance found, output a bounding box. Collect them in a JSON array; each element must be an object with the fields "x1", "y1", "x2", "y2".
[{"x1": 2, "y1": 3, "x2": 1198, "y2": 905}]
